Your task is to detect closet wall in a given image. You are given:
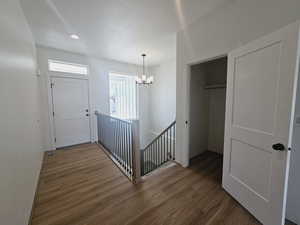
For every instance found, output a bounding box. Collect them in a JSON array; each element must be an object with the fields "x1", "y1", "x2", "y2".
[
  {"x1": 189, "y1": 65, "x2": 209, "y2": 158},
  {"x1": 189, "y1": 57, "x2": 227, "y2": 158}
]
